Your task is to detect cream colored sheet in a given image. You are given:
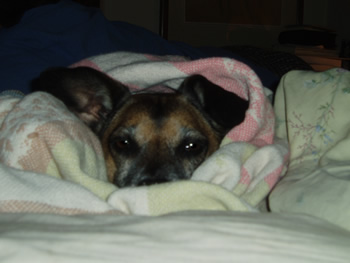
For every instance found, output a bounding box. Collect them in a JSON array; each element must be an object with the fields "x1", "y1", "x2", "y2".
[{"x1": 1, "y1": 211, "x2": 349, "y2": 263}]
